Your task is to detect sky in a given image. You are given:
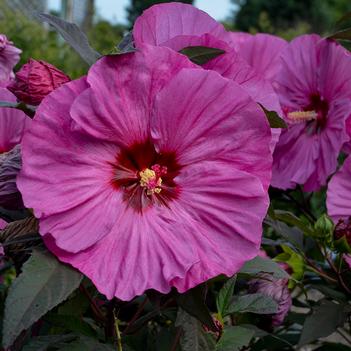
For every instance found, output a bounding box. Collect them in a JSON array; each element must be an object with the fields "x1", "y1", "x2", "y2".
[{"x1": 49, "y1": 0, "x2": 233, "y2": 25}]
